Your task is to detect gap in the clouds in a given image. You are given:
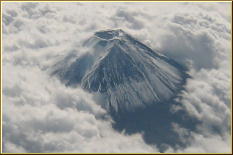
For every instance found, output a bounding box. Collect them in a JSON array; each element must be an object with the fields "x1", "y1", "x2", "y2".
[{"x1": 110, "y1": 98, "x2": 201, "y2": 152}]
